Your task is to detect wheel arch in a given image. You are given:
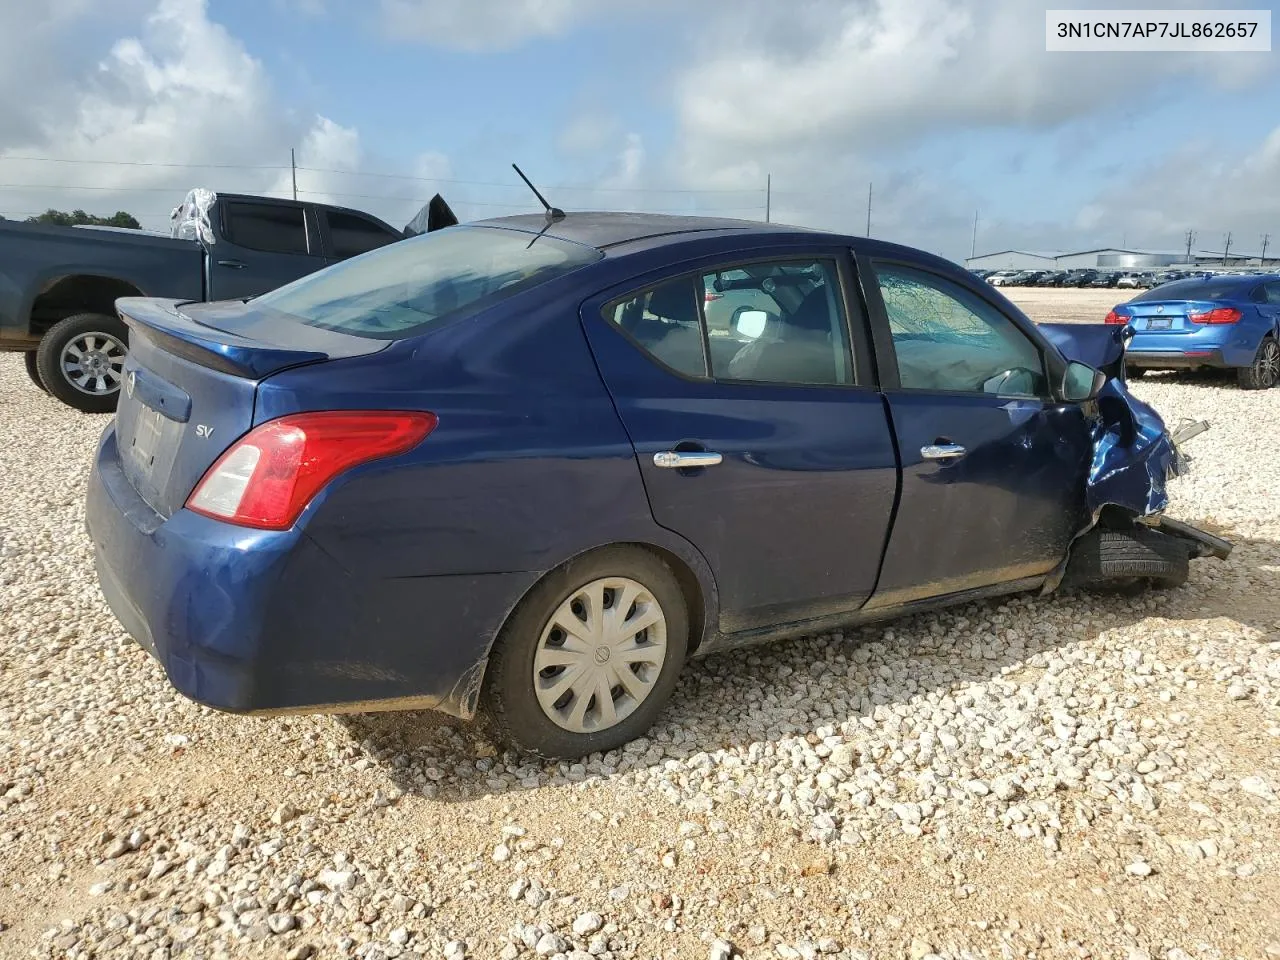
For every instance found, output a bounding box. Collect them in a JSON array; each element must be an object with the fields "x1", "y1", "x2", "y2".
[
  {"x1": 28, "y1": 274, "x2": 144, "y2": 338},
  {"x1": 459, "y1": 537, "x2": 718, "y2": 720}
]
